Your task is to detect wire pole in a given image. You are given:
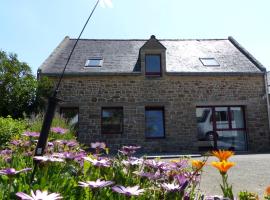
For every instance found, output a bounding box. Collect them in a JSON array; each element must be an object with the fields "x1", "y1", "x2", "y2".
[{"x1": 31, "y1": 0, "x2": 100, "y2": 182}]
